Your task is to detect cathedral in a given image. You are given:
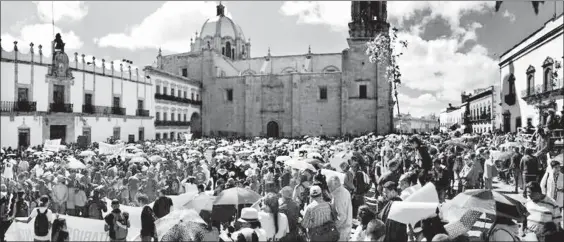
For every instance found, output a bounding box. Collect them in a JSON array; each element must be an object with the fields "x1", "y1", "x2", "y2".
[{"x1": 157, "y1": 1, "x2": 394, "y2": 138}]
